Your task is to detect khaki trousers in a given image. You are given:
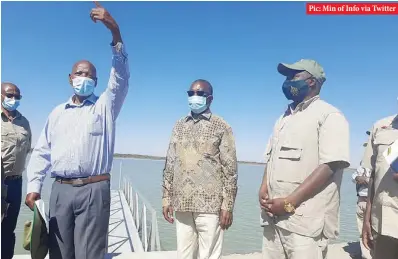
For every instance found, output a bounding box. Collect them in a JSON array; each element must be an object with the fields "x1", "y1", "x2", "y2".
[
  {"x1": 262, "y1": 223, "x2": 328, "y2": 259},
  {"x1": 356, "y1": 199, "x2": 372, "y2": 259},
  {"x1": 176, "y1": 212, "x2": 224, "y2": 259}
]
